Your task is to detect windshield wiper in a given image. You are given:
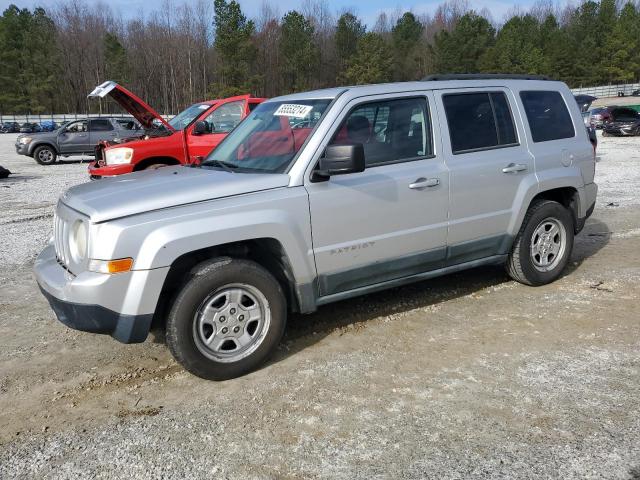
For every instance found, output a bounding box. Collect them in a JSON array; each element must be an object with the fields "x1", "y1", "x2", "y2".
[{"x1": 206, "y1": 159, "x2": 237, "y2": 173}]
